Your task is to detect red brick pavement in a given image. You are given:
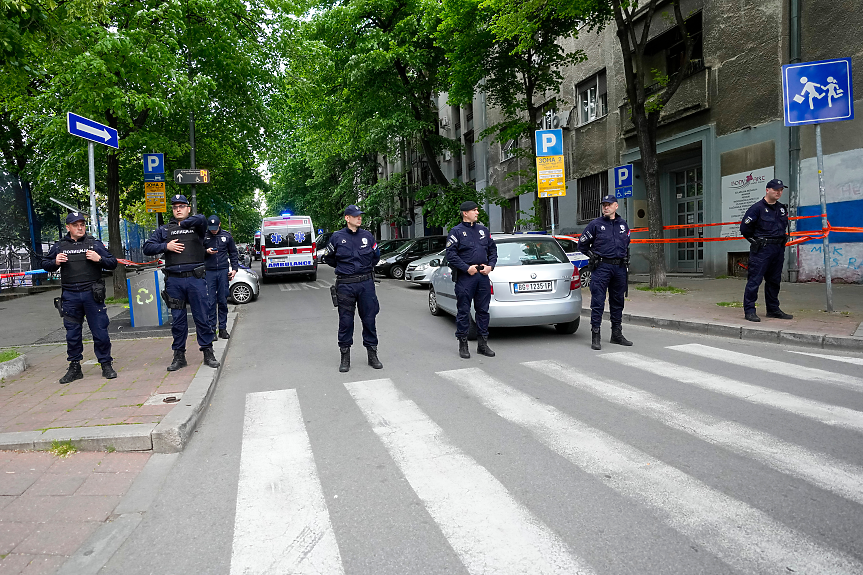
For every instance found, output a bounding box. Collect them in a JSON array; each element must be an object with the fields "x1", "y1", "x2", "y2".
[
  {"x1": 0, "y1": 336, "x2": 202, "y2": 434},
  {"x1": 0, "y1": 450, "x2": 151, "y2": 575}
]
